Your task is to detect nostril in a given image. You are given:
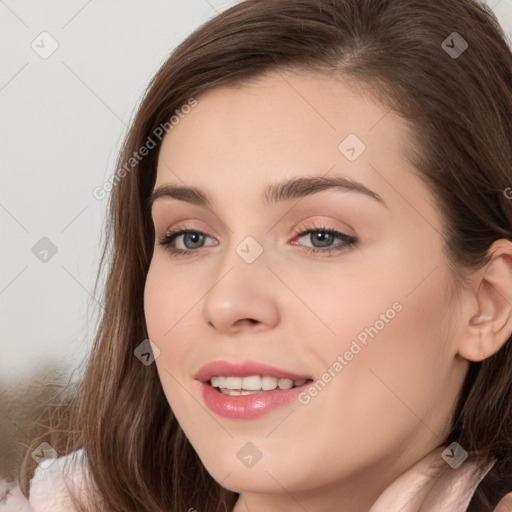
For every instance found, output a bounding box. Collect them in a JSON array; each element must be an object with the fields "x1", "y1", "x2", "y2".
[{"x1": 236, "y1": 318, "x2": 258, "y2": 326}]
